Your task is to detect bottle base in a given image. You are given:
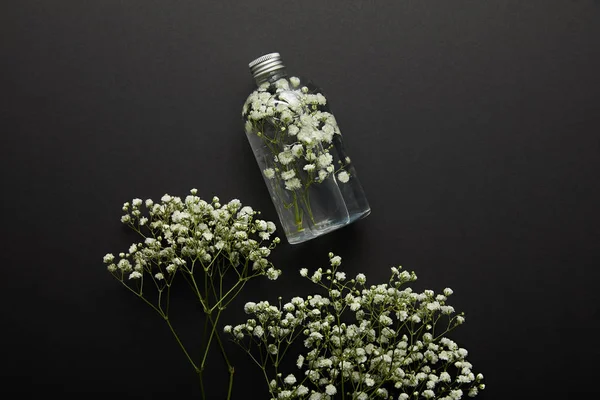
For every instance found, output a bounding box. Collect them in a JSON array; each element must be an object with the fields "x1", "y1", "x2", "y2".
[
  {"x1": 286, "y1": 207, "x2": 371, "y2": 245},
  {"x1": 349, "y1": 207, "x2": 371, "y2": 223}
]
